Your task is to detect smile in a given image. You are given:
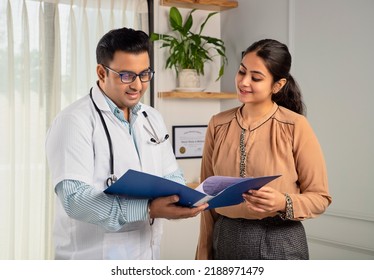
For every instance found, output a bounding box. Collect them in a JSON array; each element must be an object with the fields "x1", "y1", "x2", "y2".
[
  {"x1": 126, "y1": 91, "x2": 140, "y2": 96},
  {"x1": 239, "y1": 88, "x2": 252, "y2": 94}
]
